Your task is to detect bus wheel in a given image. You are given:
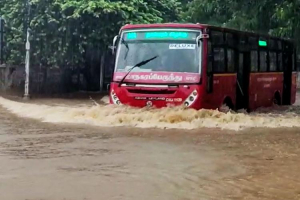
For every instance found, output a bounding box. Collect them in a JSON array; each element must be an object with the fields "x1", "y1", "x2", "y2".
[
  {"x1": 273, "y1": 92, "x2": 281, "y2": 106},
  {"x1": 220, "y1": 97, "x2": 234, "y2": 112}
]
